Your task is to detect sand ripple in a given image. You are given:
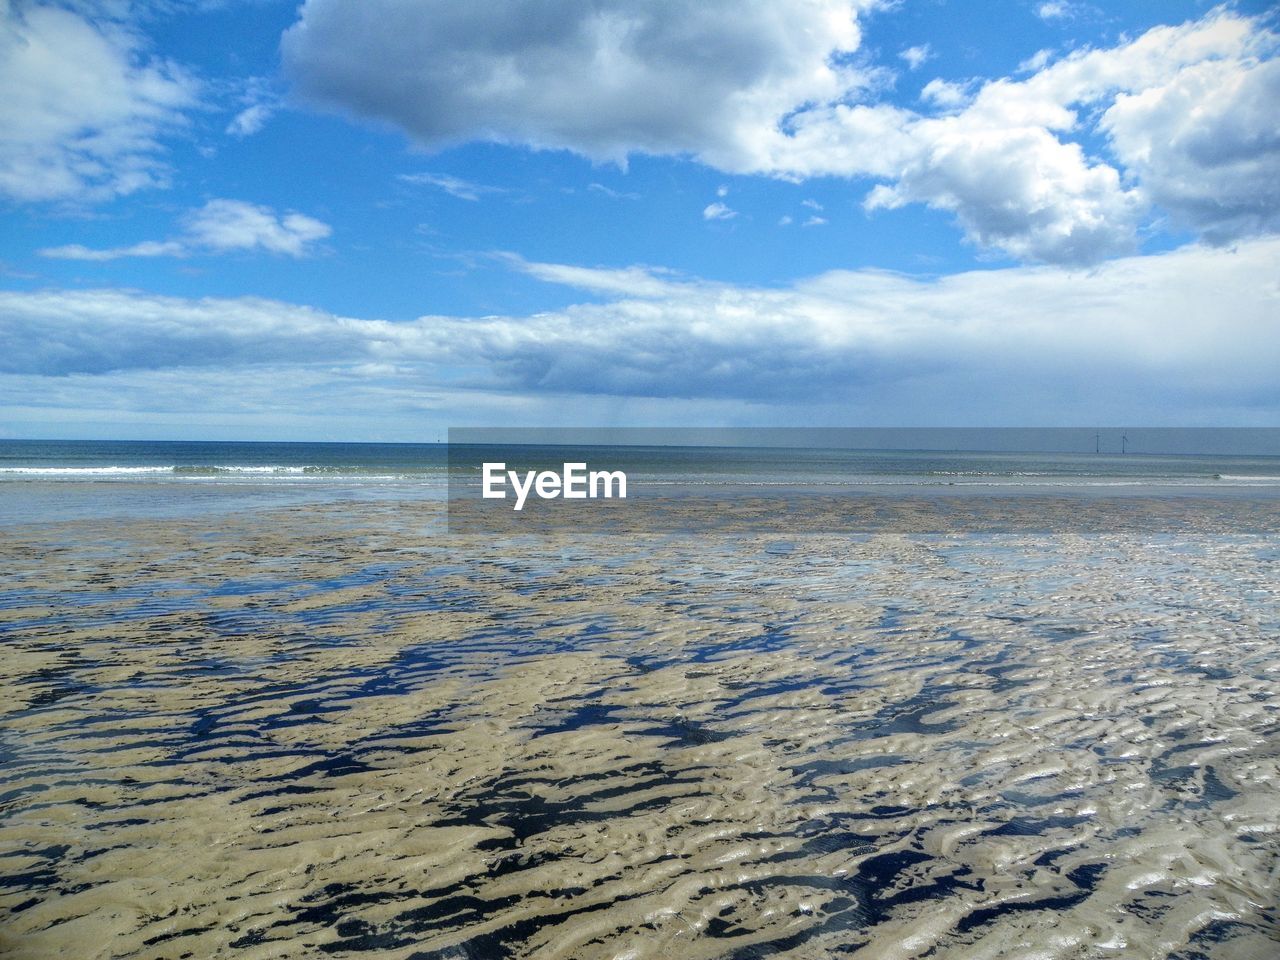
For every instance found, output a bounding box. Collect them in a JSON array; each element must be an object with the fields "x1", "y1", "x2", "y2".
[{"x1": 1, "y1": 502, "x2": 1278, "y2": 958}]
